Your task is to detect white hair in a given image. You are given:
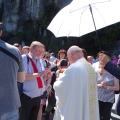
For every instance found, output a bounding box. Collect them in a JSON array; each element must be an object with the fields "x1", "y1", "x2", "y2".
[{"x1": 67, "y1": 45, "x2": 82, "y2": 55}]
